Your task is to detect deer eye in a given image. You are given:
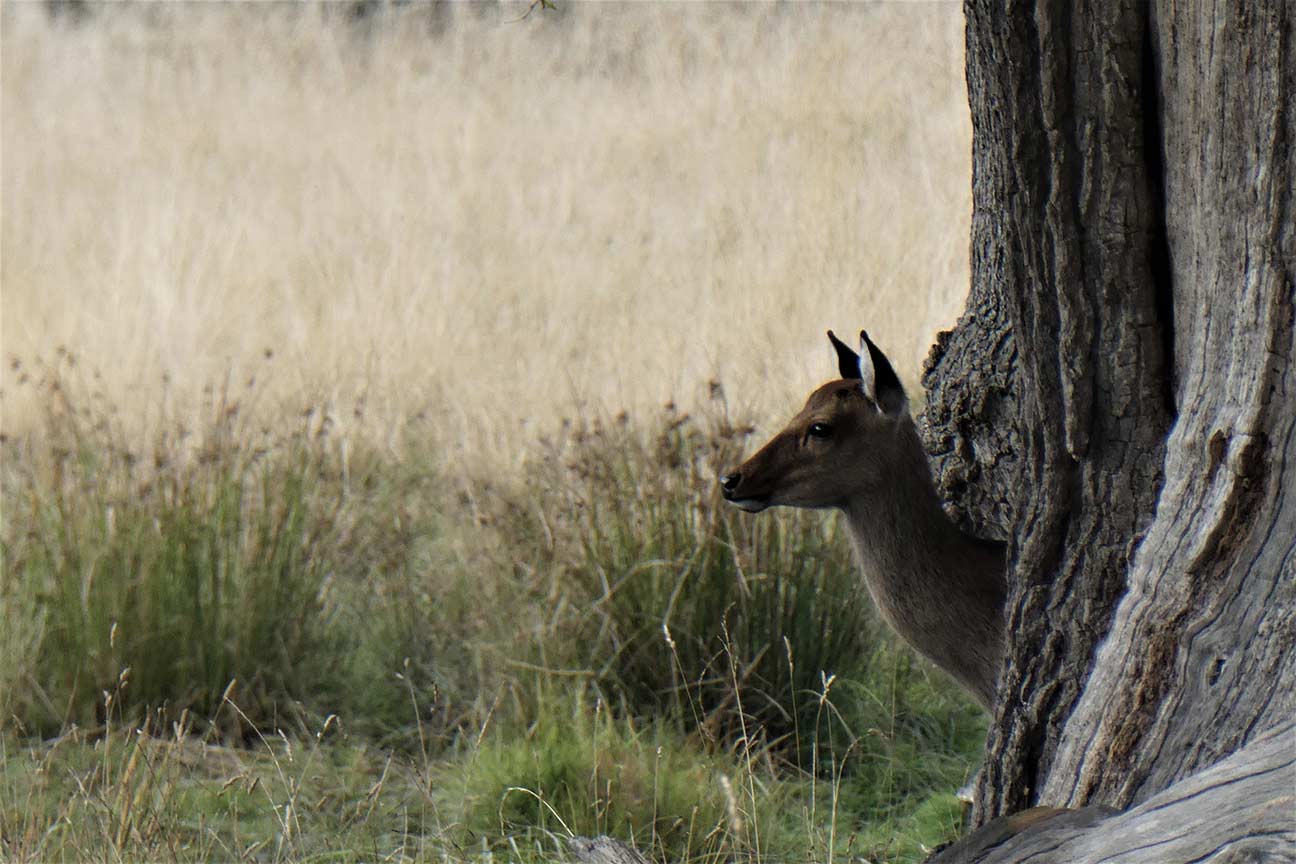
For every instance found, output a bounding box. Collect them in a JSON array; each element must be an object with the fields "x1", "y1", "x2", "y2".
[{"x1": 807, "y1": 422, "x2": 833, "y2": 439}]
